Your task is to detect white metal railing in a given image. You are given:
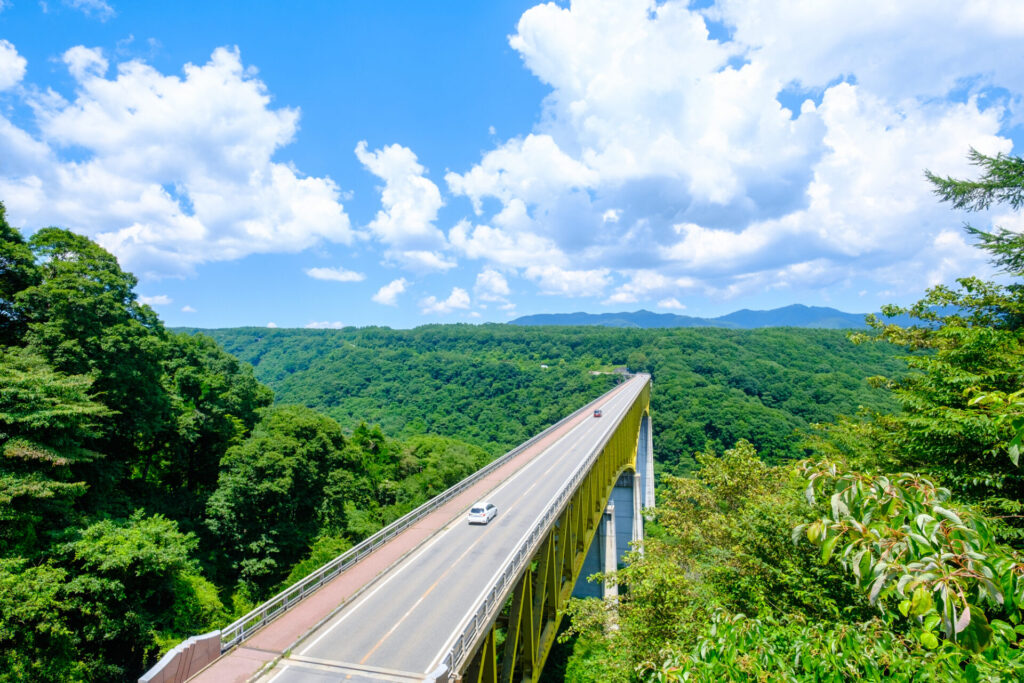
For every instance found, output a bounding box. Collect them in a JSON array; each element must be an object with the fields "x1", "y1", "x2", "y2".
[
  {"x1": 216, "y1": 390, "x2": 616, "y2": 653},
  {"x1": 436, "y1": 376, "x2": 648, "y2": 679}
]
